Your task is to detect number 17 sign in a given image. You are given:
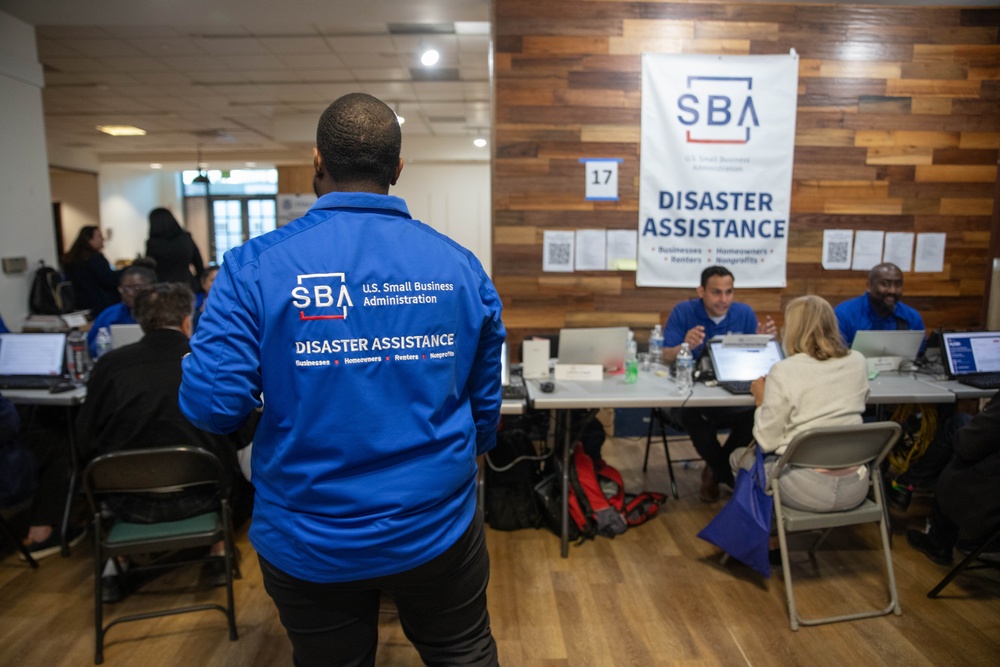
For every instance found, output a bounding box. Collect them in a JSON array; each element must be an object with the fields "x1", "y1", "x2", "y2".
[{"x1": 579, "y1": 158, "x2": 622, "y2": 201}]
